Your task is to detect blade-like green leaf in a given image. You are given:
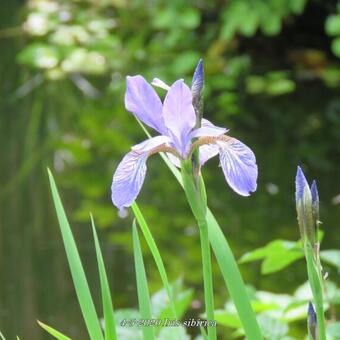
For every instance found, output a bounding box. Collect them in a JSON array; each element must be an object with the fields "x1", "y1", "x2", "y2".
[
  {"x1": 90, "y1": 214, "x2": 117, "y2": 340},
  {"x1": 132, "y1": 220, "x2": 155, "y2": 340},
  {"x1": 0, "y1": 331, "x2": 6, "y2": 340},
  {"x1": 200, "y1": 325, "x2": 209, "y2": 340},
  {"x1": 205, "y1": 211, "x2": 263, "y2": 339},
  {"x1": 37, "y1": 320, "x2": 71, "y2": 340},
  {"x1": 137, "y1": 121, "x2": 263, "y2": 339},
  {"x1": 131, "y1": 203, "x2": 177, "y2": 319},
  {"x1": 47, "y1": 169, "x2": 104, "y2": 340}
]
